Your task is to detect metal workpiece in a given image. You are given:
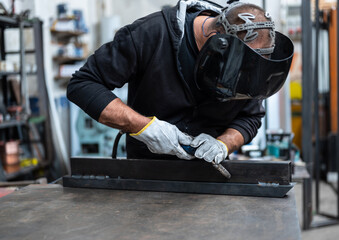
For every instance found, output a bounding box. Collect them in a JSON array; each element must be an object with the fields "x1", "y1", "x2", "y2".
[
  {"x1": 63, "y1": 157, "x2": 293, "y2": 198},
  {"x1": 63, "y1": 175, "x2": 293, "y2": 198},
  {"x1": 68, "y1": 157, "x2": 292, "y2": 184}
]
